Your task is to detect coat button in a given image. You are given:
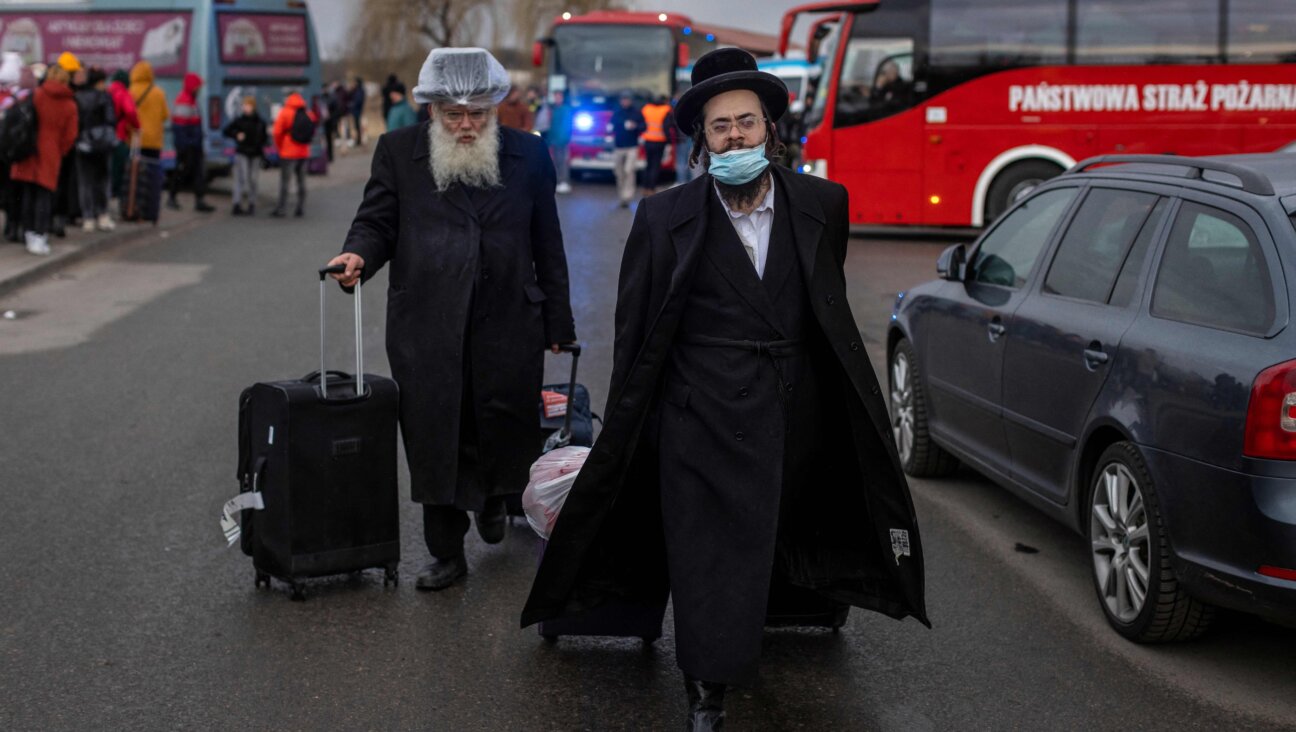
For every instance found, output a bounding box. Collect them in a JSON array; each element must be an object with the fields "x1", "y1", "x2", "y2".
[
  {"x1": 738, "y1": 387, "x2": 749, "y2": 397},
  {"x1": 850, "y1": 341, "x2": 861, "y2": 352},
  {"x1": 735, "y1": 431, "x2": 745, "y2": 441},
  {"x1": 871, "y1": 385, "x2": 880, "y2": 395},
  {"x1": 826, "y1": 295, "x2": 836, "y2": 305}
]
